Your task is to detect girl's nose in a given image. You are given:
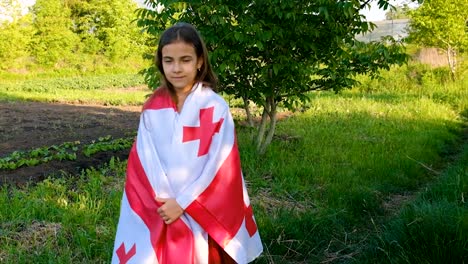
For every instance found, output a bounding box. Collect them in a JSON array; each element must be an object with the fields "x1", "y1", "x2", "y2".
[{"x1": 173, "y1": 62, "x2": 181, "y2": 72}]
